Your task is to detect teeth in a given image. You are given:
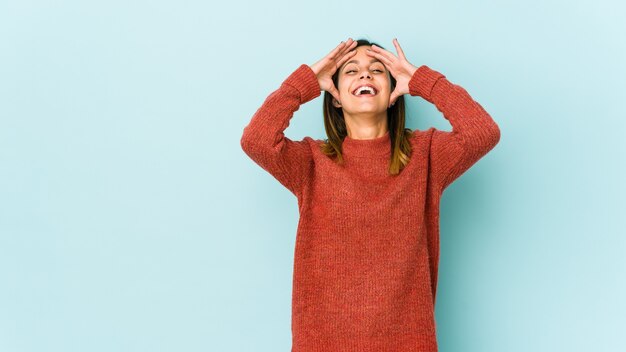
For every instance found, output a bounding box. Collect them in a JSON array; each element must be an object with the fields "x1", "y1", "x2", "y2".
[{"x1": 355, "y1": 86, "x2": 376, "y2": 95}]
